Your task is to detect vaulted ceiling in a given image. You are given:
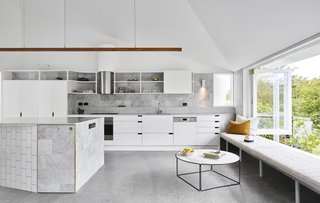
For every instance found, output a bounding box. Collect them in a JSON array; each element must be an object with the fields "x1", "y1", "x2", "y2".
[{"x1": 1, "y1": 0, "x2": 320, "y2": 71}]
